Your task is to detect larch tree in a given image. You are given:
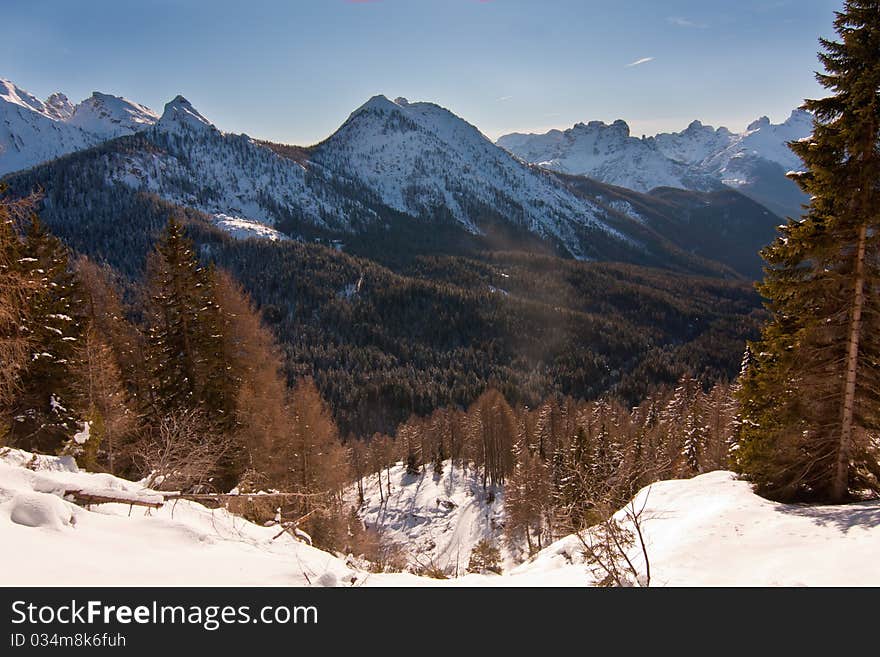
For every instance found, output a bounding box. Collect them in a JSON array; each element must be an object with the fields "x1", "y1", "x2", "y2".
[
  {"x1": 74, "y1": 257, "x2": 141, "y2": 474},
  {"x1": 736, "y1": 1, "x2": 880, "y2": 501},
  {"x1": 0, "y1": 190, "x2": 37, "y2": 430}
]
